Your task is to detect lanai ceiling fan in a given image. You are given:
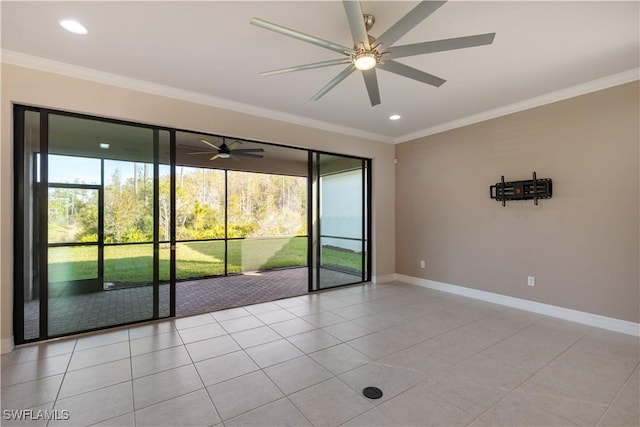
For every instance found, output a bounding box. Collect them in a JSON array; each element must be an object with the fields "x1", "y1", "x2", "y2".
[
  {"x1": 250, "y1": 0, "x2": 495, "y2": 106},
  {"x1": 187, "y1": 139, "x2": 264, "y2": 161}
]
